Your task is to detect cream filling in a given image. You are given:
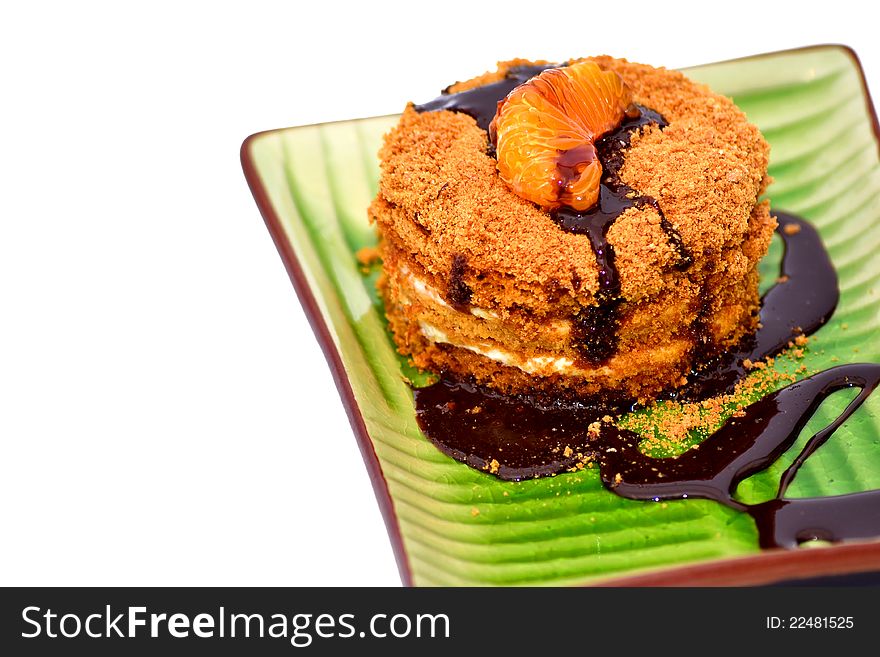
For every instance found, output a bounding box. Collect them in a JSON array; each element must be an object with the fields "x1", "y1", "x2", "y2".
[
  {"x1": 419, "y1": 322, "x2": 581, "y2": 376},
  {"x1": 400, "y1": 266, "x2": 500, "y2": 319},
  {"x1": 404, "y1": 272, "x2": 571, "y2": 337}
]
